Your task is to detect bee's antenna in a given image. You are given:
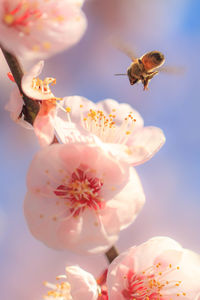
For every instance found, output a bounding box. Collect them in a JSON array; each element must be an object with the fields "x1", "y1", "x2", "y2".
[{"x1": 114, "y1": 73, "x2": 127, "y2": 76}]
